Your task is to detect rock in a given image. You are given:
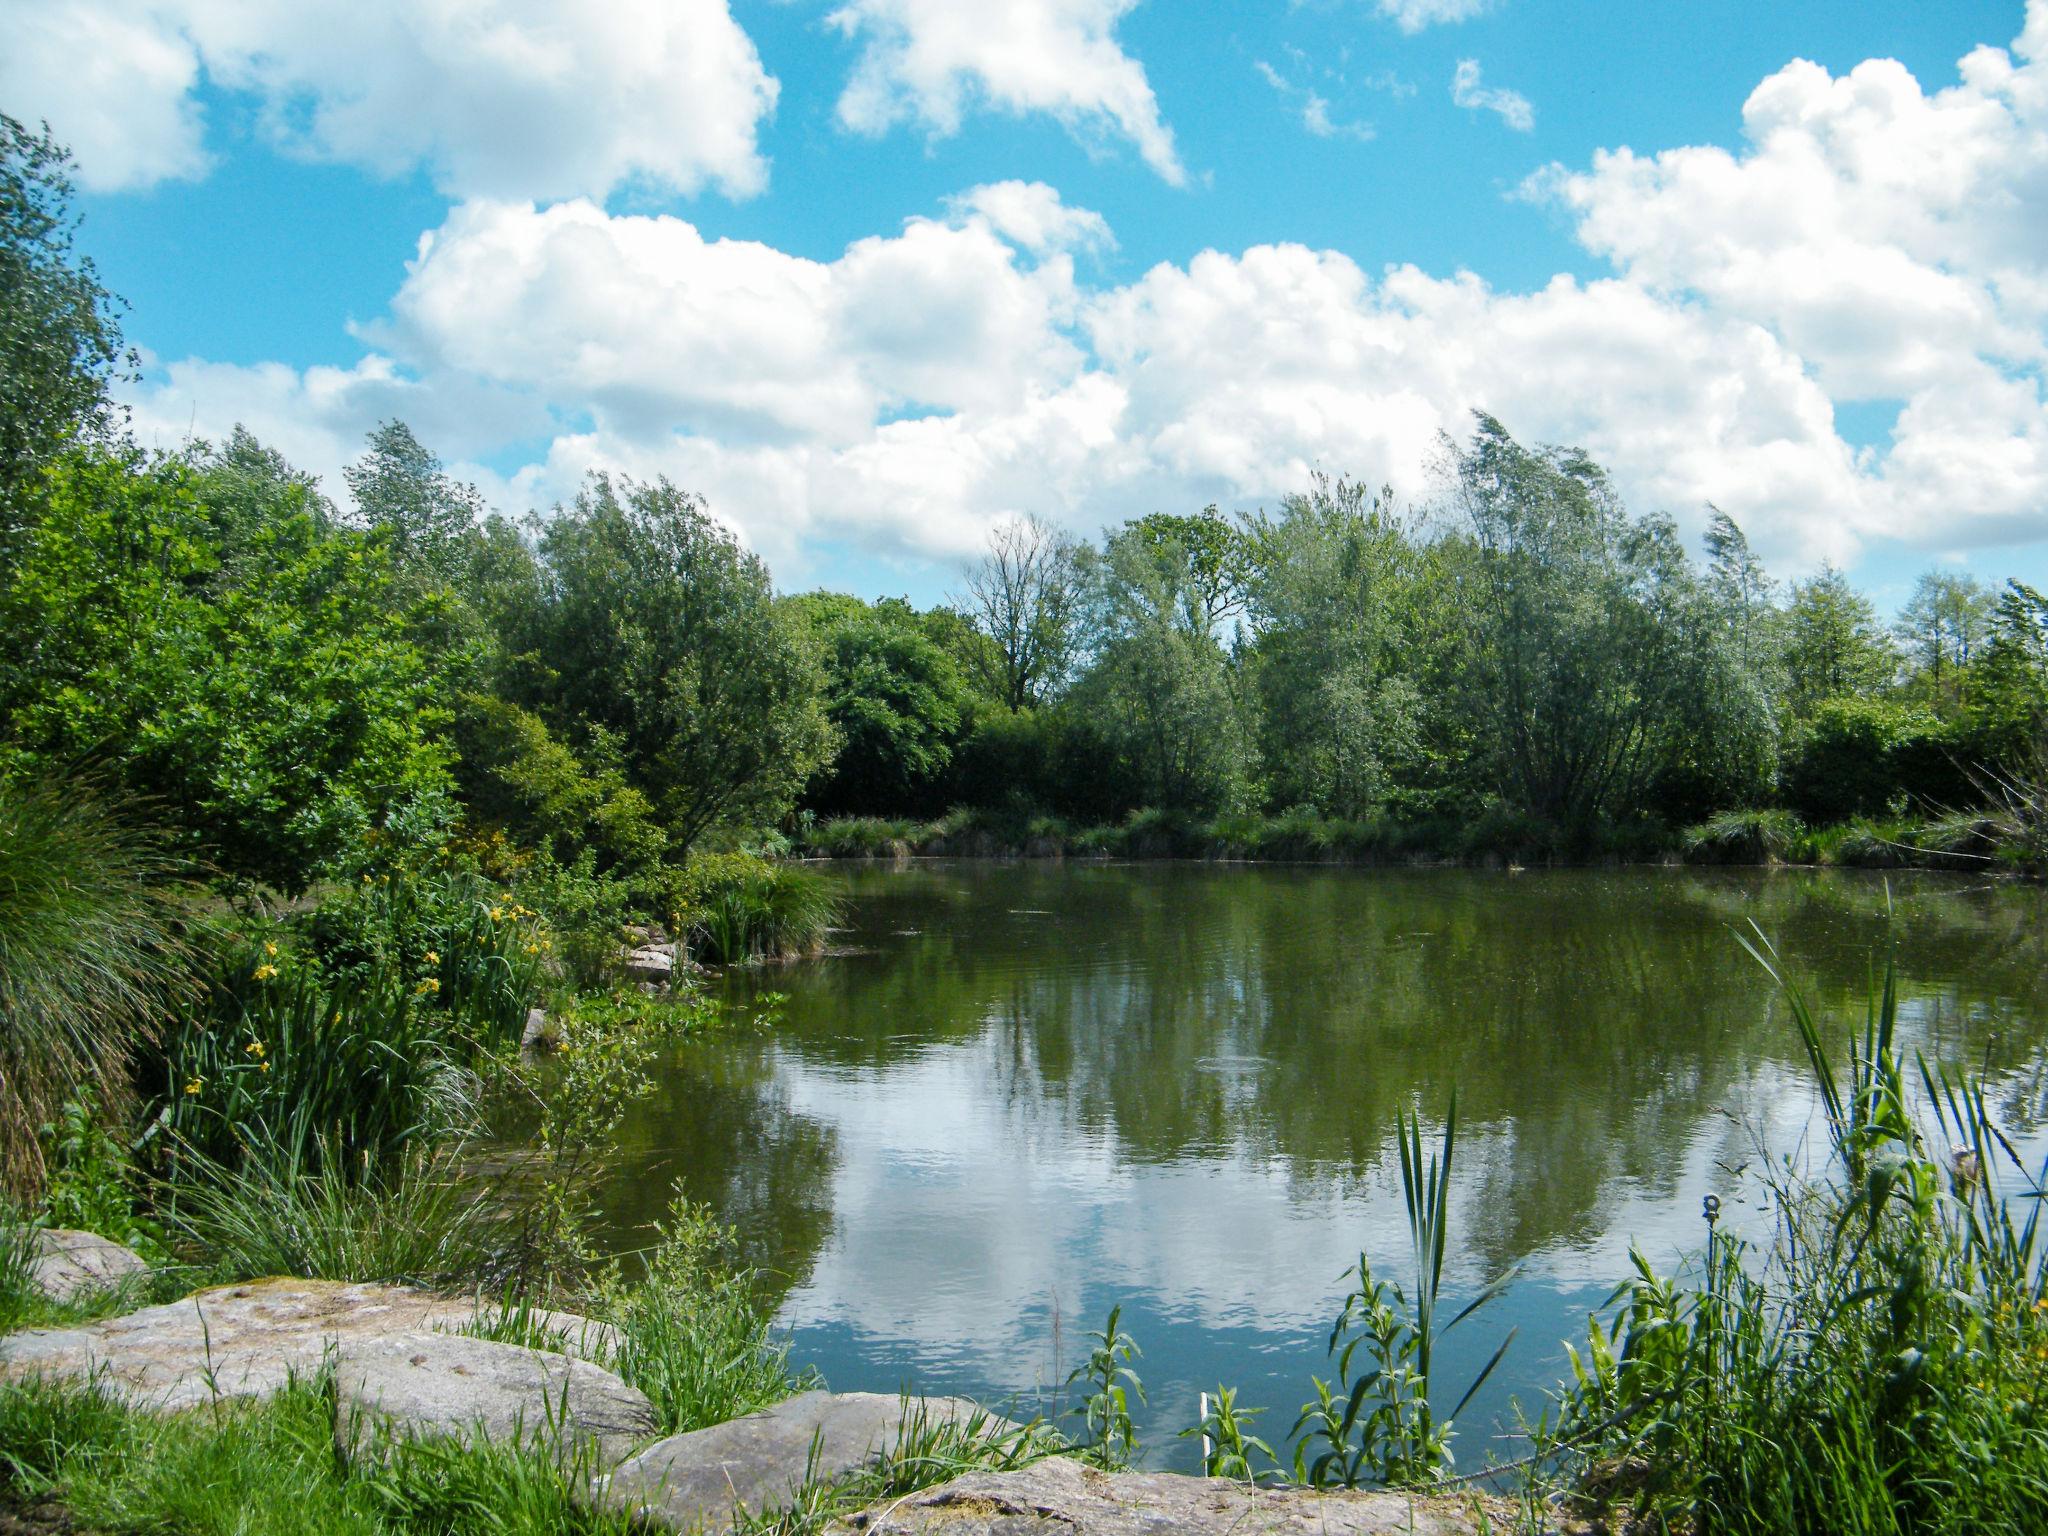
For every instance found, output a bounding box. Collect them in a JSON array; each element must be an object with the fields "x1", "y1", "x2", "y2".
[
  {"x1": 596, "y1": 1390, "x2": 999, "y2": 1532},
  {"x1": 27, "y1": 1229, "x2": 149, "y2": 1302},
  {"x1": 825, "y1": 1456, "x2": 1502, "y2": 1536},
  {"x1": 520, "y1": 1007, "x2": 553, "y2": 1054},
  {"x1": 0, "y1": 1278, "x2": 615, "y2": 1412},
  {"x1": 622, "y1": 946, "x2": 675, "y2": 983},
  {"x1": 334, "y1": 1330, "x2": 654, "y2": 1467}
]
